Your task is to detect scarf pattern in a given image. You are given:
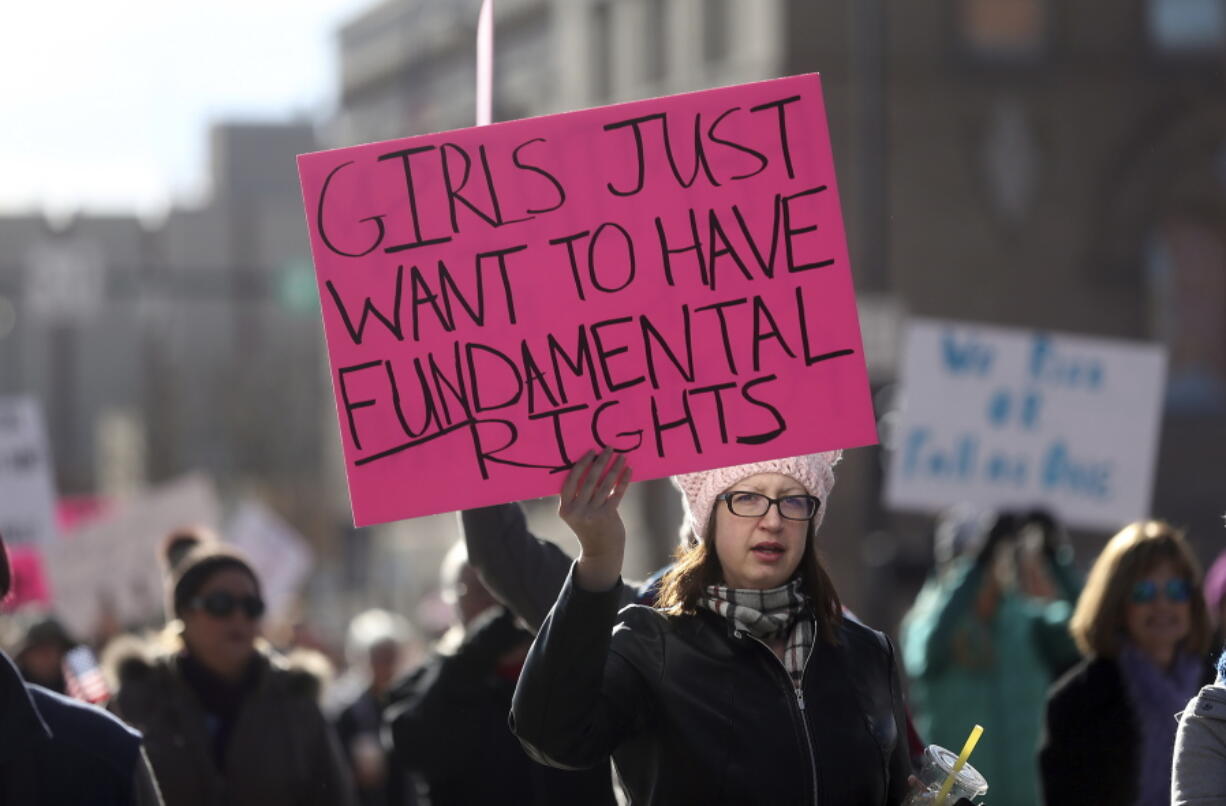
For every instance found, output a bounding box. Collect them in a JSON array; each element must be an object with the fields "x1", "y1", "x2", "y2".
[{"x1": 700, "y1": 579, "x2": 813, "y2": 688}]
